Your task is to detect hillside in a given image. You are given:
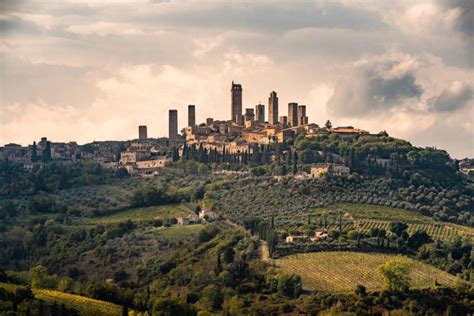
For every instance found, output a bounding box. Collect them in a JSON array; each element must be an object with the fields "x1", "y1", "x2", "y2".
[
  {"x1": 0, "y1": 283, "x2": 125, "y2": 316},
  {"x1": 275, "y1": 252, "x2": 459, "y2": 293}
]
